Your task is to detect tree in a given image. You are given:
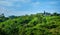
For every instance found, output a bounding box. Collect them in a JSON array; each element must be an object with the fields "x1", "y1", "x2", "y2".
[{"x1": 0, "y1": 13, "x2": 5, "y2": 18}]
